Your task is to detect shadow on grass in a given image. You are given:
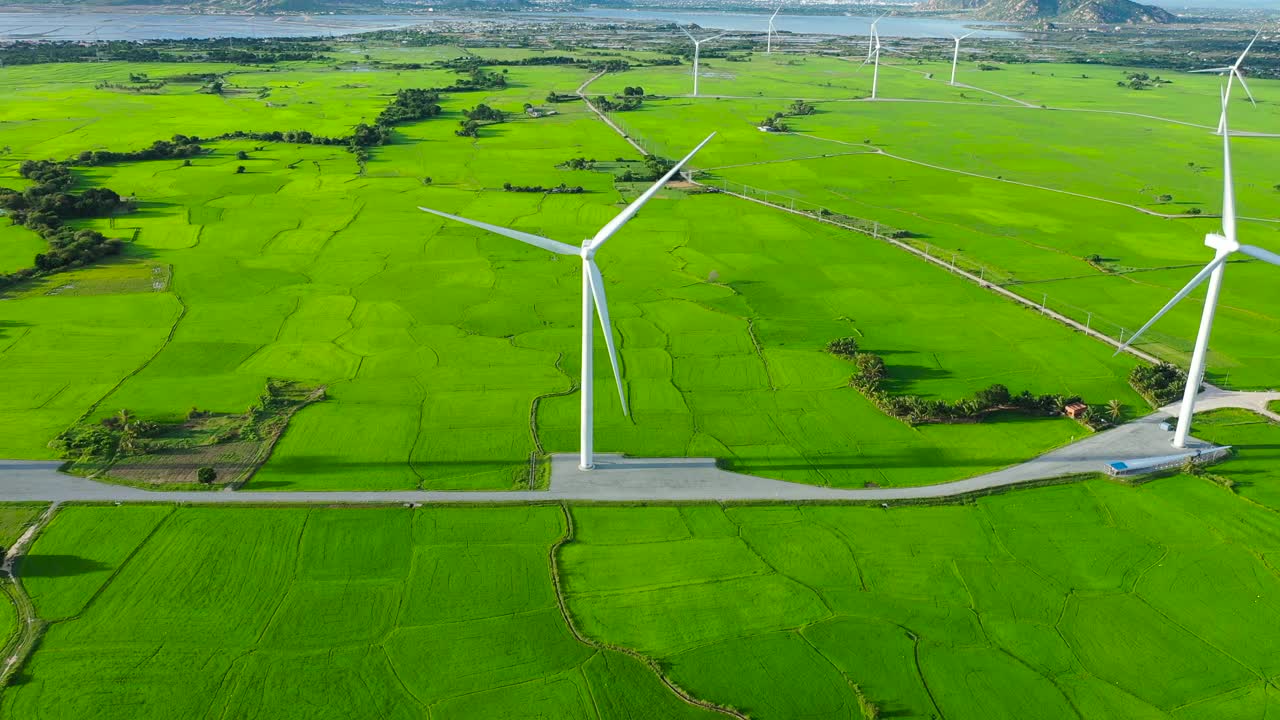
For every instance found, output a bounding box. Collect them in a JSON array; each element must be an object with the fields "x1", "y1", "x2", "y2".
[{"x1": 17, "y1": 554, "x2": 110, "y2": 577}]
